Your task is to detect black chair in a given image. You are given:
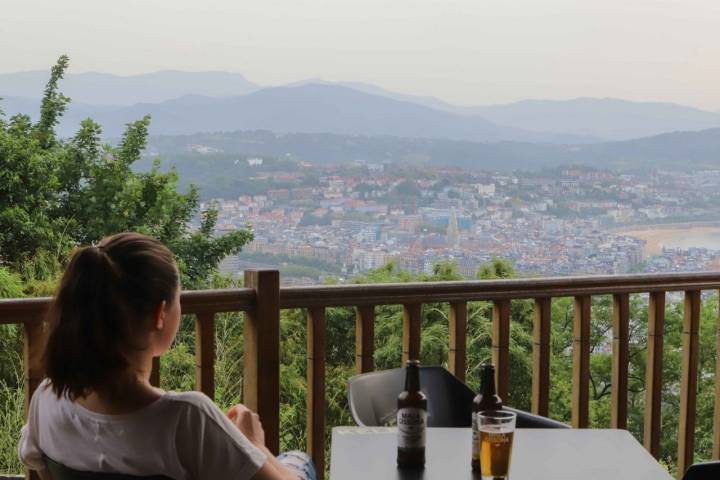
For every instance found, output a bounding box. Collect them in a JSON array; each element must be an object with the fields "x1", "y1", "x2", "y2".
[
  {"x1": 45, "y1": 456, "x2": 172, "y2": 480},
  {"x1": 682, "y1": 461, "x2": 720, "y2": 480},
  {"x1": 347, "y1": 366, "x2": 569, "y2": 429}
]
